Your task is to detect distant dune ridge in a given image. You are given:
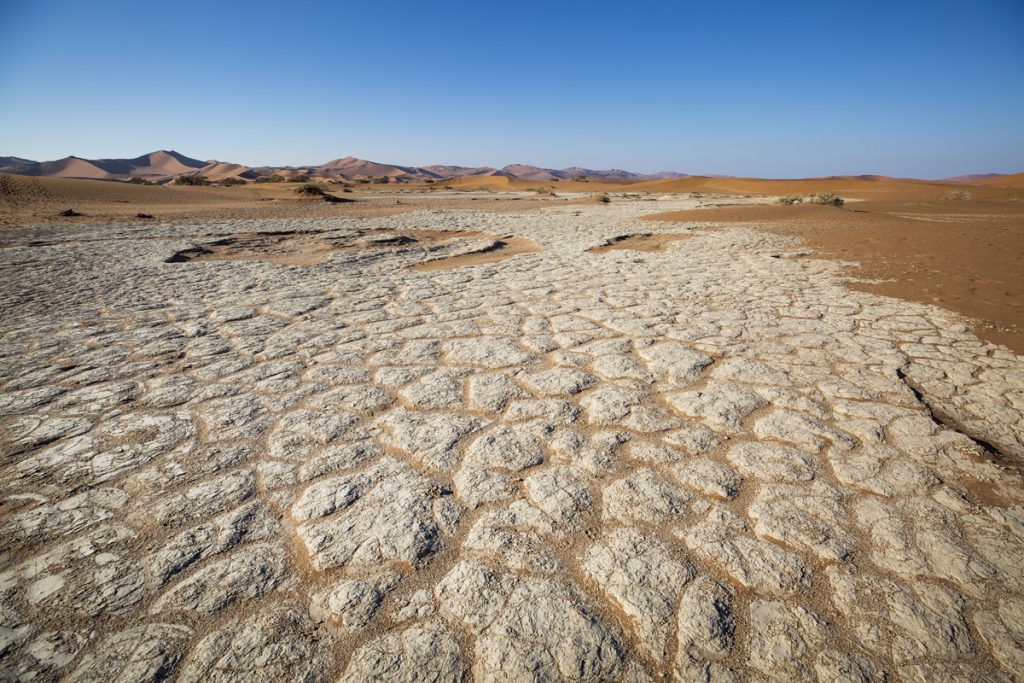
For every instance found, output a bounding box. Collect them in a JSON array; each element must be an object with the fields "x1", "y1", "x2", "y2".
[
  {"x1": 0, "y1": 150, "x2": 1016, "y2": 185},
  {"x1": 0, "y1": 150, "x2": 695, "y2": 184}
]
